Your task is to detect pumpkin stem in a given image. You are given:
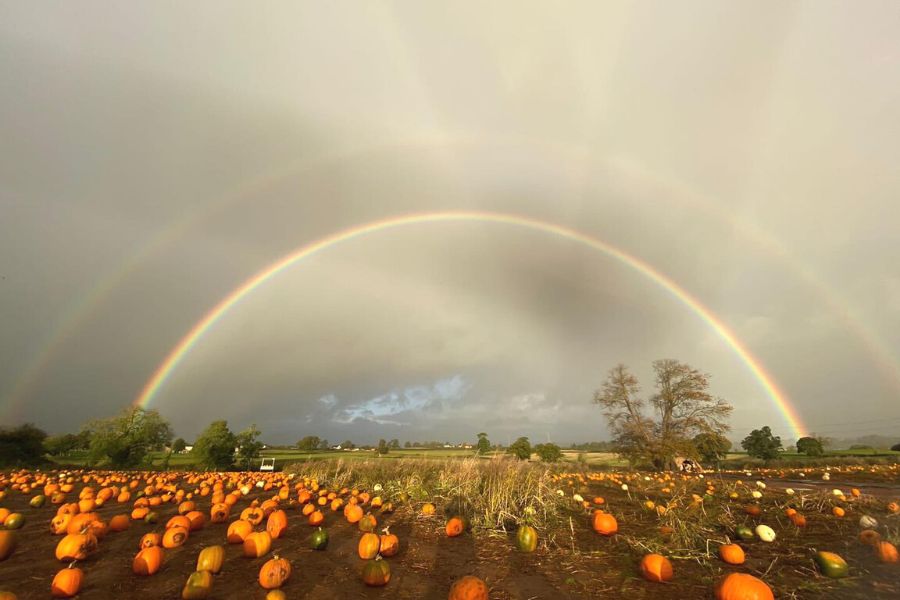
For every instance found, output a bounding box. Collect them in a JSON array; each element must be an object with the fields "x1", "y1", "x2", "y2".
[
  {"x1": 381, "y1": 526, "x2": 390, "y2": 535},
  {"x1": 68, "y1": 561, "x2": 77, "y2": 569}
]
